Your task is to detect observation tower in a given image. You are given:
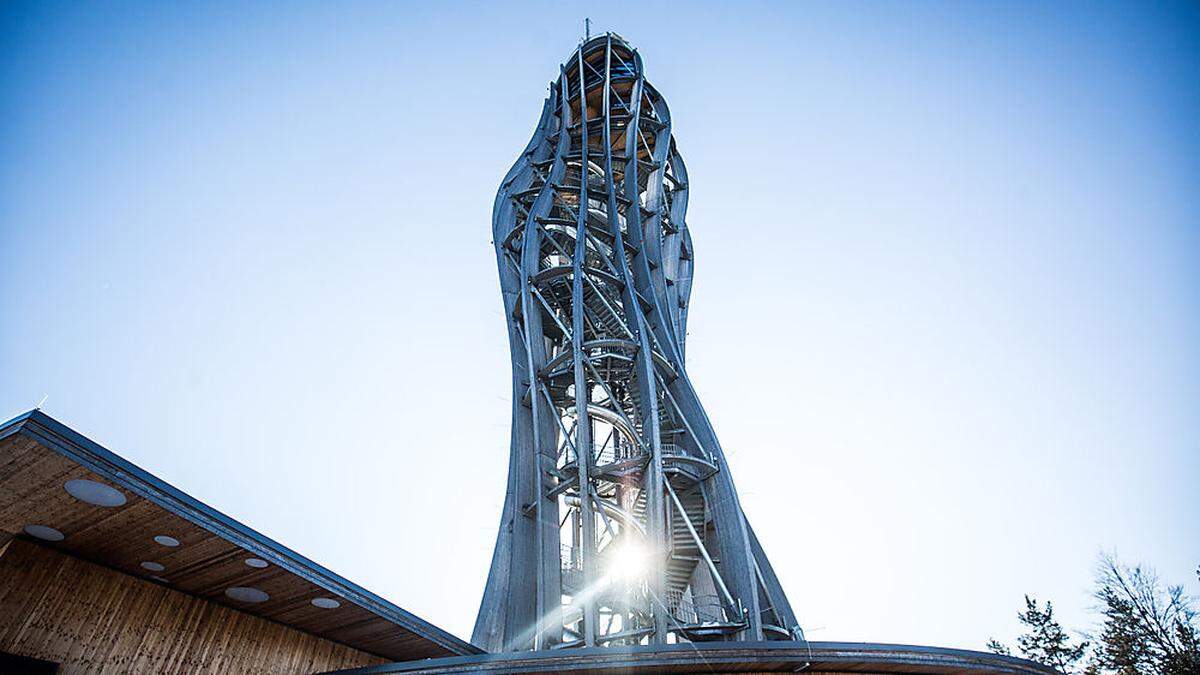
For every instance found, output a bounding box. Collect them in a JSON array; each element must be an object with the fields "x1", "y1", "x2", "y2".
[
  {"x1": 0, "y1": 24, "x2": 1063, "y2": 675},
  {"x1": 475, "y1": 32, "x2": 800, "y2": 653}
]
